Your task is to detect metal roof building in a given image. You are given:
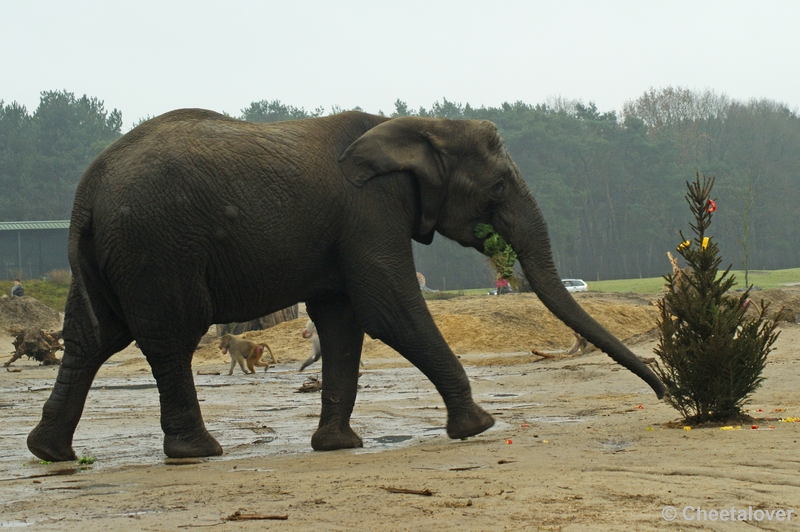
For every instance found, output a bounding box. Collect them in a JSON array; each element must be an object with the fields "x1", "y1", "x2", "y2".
[
  {"x1": 0, "y1": 220, "x2": 71, "y2": 280},
  {"x1": 0, "y1": 221, "x2": 70, "y2": 231}
]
